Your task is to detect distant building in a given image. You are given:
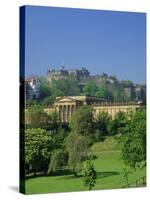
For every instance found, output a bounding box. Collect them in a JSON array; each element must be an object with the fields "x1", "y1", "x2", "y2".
[
  {"x1": 26, "y1": 67, "x2": 146, "y2": 103},
  {"x1": 47, "y1": 66, "x2": 68, "y2": 83},
  {"x1": 134, "y1": 84, "x2": 146, "y2": 103},
  {"x1": 42, "y1": 96, "x2": 142, "y2": 123},
  {"x1": 124, "y1": 87, "x2": 134, "y2": 100},
  {"x1": 46, "y1": 66, "x2": 90, "y2": 82},
  {"x1": 25, "y1": 77, "x2": 40, "y2": 99},
  {"x1": 99, "y1": 73, "x2": 117, "y2": 84}
]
